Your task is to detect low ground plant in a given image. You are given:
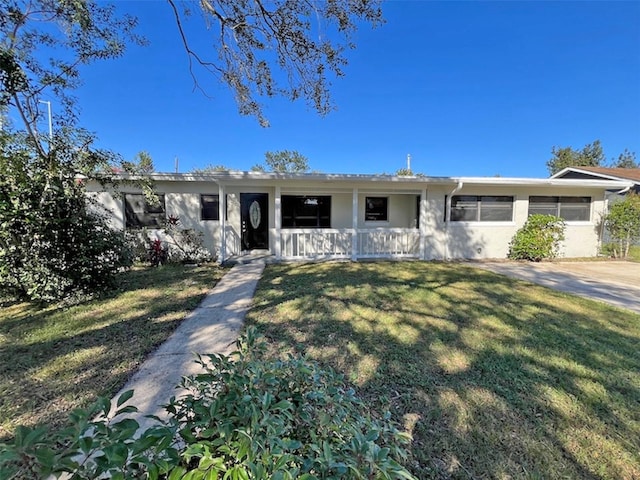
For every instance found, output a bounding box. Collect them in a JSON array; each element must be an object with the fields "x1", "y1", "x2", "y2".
[{"x1": 0, "y1": 329, "x2": 416, "y2": 480}]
